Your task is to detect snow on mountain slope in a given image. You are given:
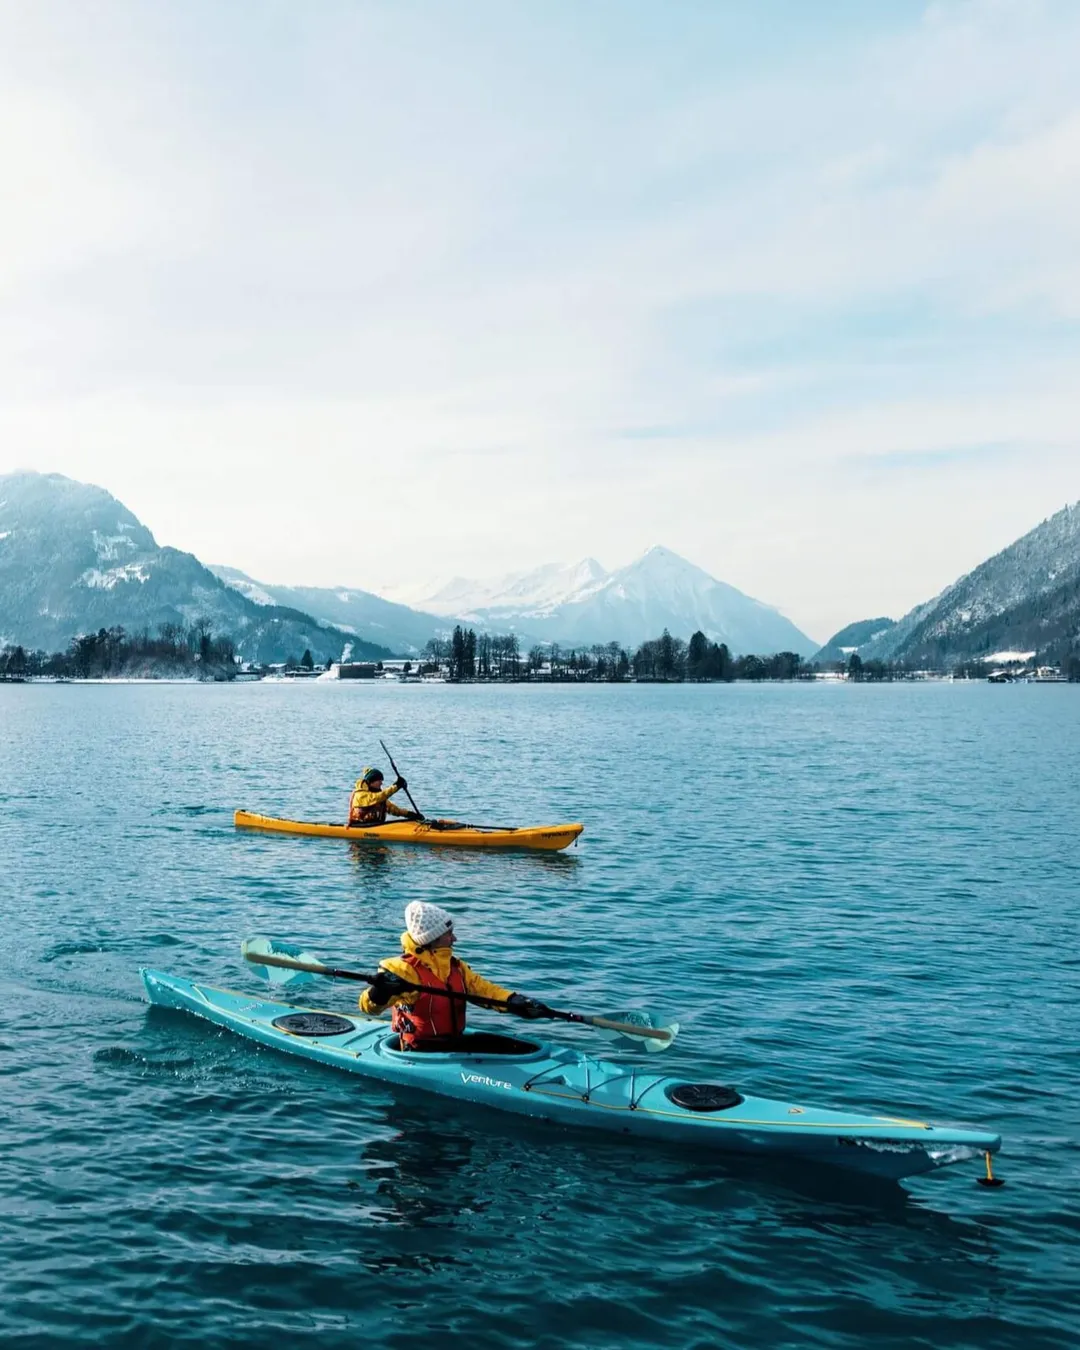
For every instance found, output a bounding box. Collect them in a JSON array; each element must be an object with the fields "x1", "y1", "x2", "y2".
[
  {"x1": 539, "y1": 546, "x2": 818, "y2": 655},
  {"x1": 210, "y1": 567, "x2": 279, "y2": 608},
  {"x1": 394, "y1": 558, "x2": 609, "y2": 618},
  {"x1": 861, "y1": 501, "x2": 1080, "y2": 665},
  {"x1": 0, "y1": 473, "x2": 390, "y2": 664},
  {"x1": 390, "y1": 545, "x2": 817, "y2": 654},
  {"x1": 209, "y1": 566, "x2": 445, "y2": 655}
]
